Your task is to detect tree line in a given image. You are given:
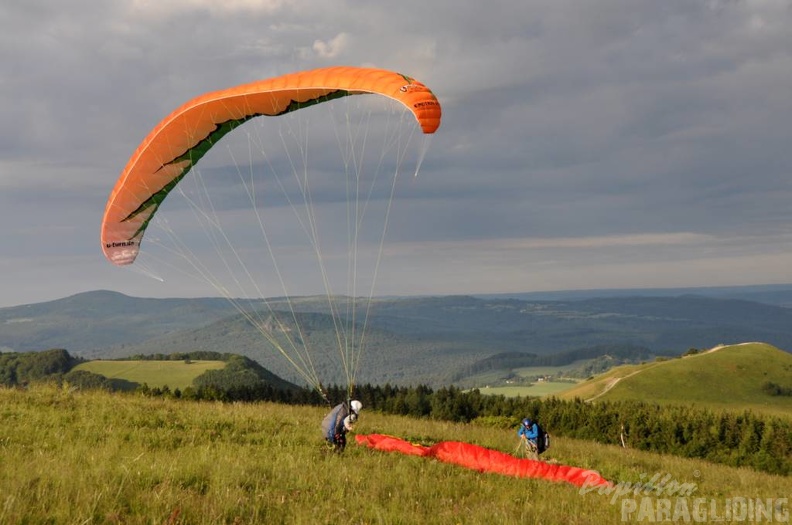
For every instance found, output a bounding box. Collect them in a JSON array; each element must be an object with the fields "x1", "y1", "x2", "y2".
[
  {"x1": 336, "y1": 384, "x2": 790, "y2": 476},
  {"x1": 0, "y1": 348, "x2": 82, "y2": 385},
  {"x1": 149, "y1": 380, "x2": 791, "y2": 477},
  {"x1": 2, "y1": 349, "x2": 790, "y2": 476}
]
